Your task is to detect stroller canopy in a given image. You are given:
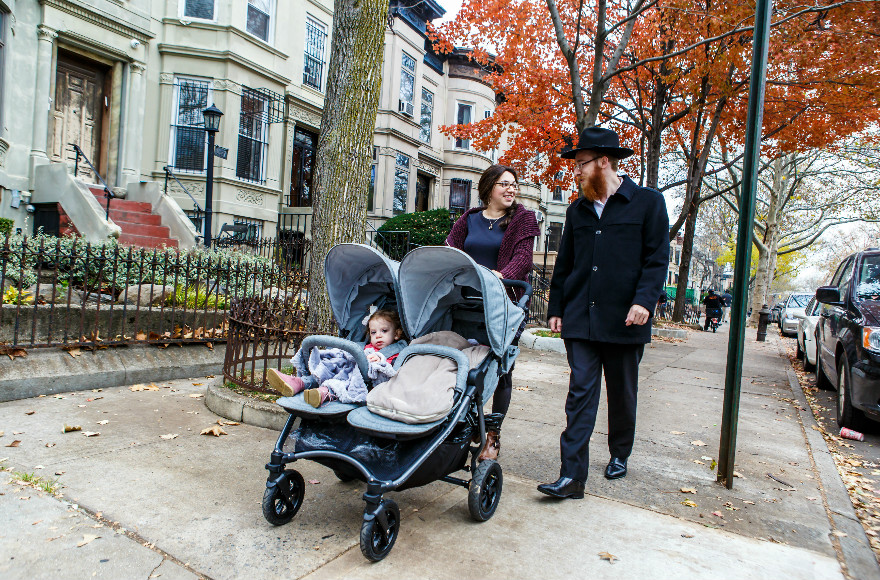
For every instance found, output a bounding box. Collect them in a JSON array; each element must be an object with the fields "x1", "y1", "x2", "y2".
[
  {"x1": 399, "y1": 246, "x2": 524, "y2": 357},
  {"x1": 324, "y1": 244, "x2": 401, "y2": 339}
]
